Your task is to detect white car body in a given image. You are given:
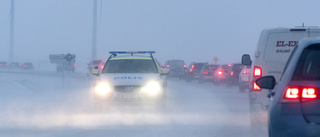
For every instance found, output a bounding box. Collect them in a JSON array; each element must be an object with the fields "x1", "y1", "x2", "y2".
[
  {"x1": 244, "y1": 27, "x2": 320, "y2": 125},
  {"x1": 93, "y1": 51, "x2": 167, "y2": 106}
]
